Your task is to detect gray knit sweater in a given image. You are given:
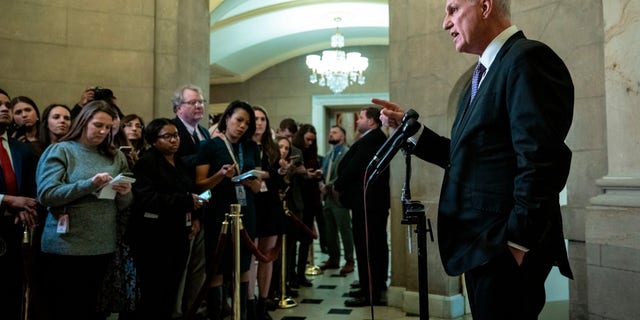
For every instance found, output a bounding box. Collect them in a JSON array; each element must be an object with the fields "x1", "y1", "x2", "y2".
[{"x1": 37, "y1": 141, "x2": 133, "y2": 255}]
